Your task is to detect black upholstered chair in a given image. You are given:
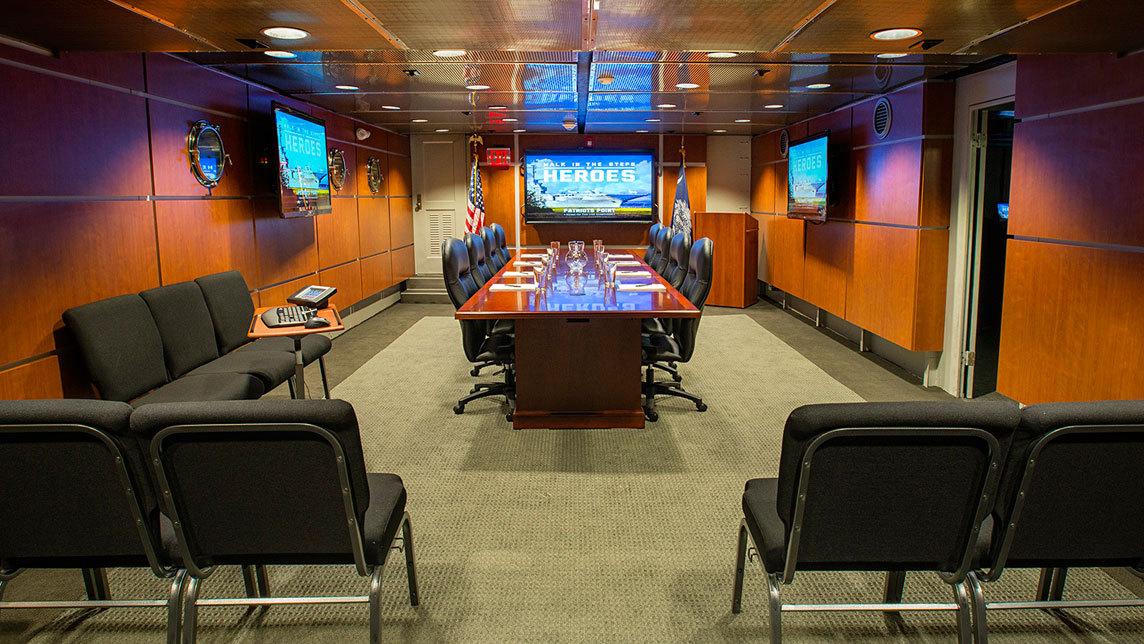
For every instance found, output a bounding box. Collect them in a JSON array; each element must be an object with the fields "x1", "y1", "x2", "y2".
[
  {"x1": 140, "y1": 282, "x2": 295, "y2": 393},
  {"x1": 732, "y1": 401, "x2": 1019, "y2": 644},
  {"x1": 644, "y1": 222, "x2": 663, "y2": 263},
  {"x1": 651, "y1": 226, "x2": 673, "y2": 275},
  {"x1": 491, "y1": 223, "x2": 512, "y2": 265},
  {"x1": 464, "y1": 232, "x2": 495, "y2": 287},
  {"x1": 967, "y1": 400, "x2": 1144, "y2": 640},
  {"x1": 442, "y1": 238, "x2": 515, "y2": 419},
  {"x1": 482, "y1": 226, "x2": 506, "y2": 271},
  {"x1": 63, "y1": 295, "x2": 265, "y2": 406},
  {"x1": 0, "y1": 399, "x2": 186, "y2": 641},
  {"x1": 195, "y1": 271, "x2": 334, "y2": 398},
  {"x1": 133, "y1": 399, "x2": 420, "y2": 644},
  {"x1": 641, "y1": 238, "x2": 713, "y2": 421},
  {"x1": 663, "y1": 231, "x2": 692, "y2": 289}
]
